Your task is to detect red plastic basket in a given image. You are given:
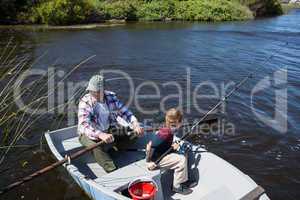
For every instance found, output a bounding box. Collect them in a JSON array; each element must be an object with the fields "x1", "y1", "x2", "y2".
[{"x1": 128, "y1": 178, "x2": 157, "y2": 200}]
